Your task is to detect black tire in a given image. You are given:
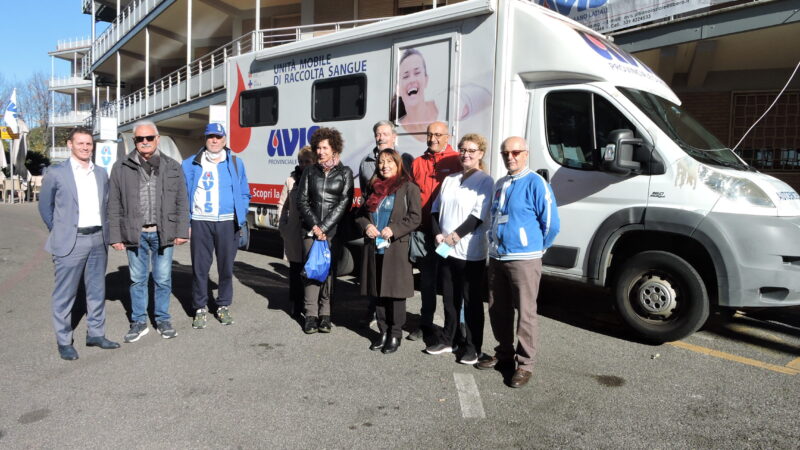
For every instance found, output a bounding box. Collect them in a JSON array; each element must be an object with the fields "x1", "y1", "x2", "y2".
[
  {"x1": 336, "y1": 245, "x2": 354, "y2": 276},
  {"x1": 614, "y1": 250, "x2": 709, "y2": 343}
]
